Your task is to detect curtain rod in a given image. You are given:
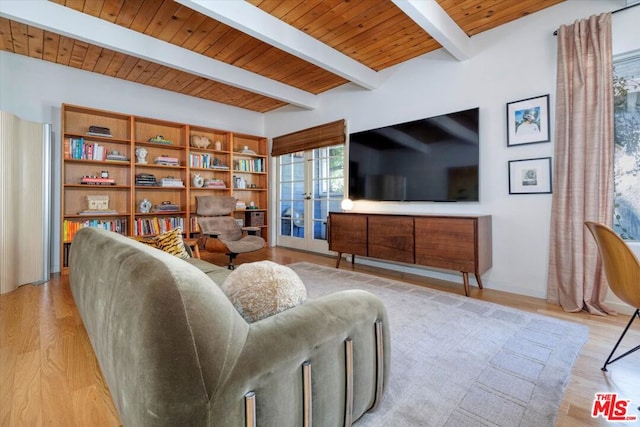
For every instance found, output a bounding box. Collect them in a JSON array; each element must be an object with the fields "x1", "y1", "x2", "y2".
[{"x1": 552, "y1": 2, "x2": 640, "y2": 35}]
